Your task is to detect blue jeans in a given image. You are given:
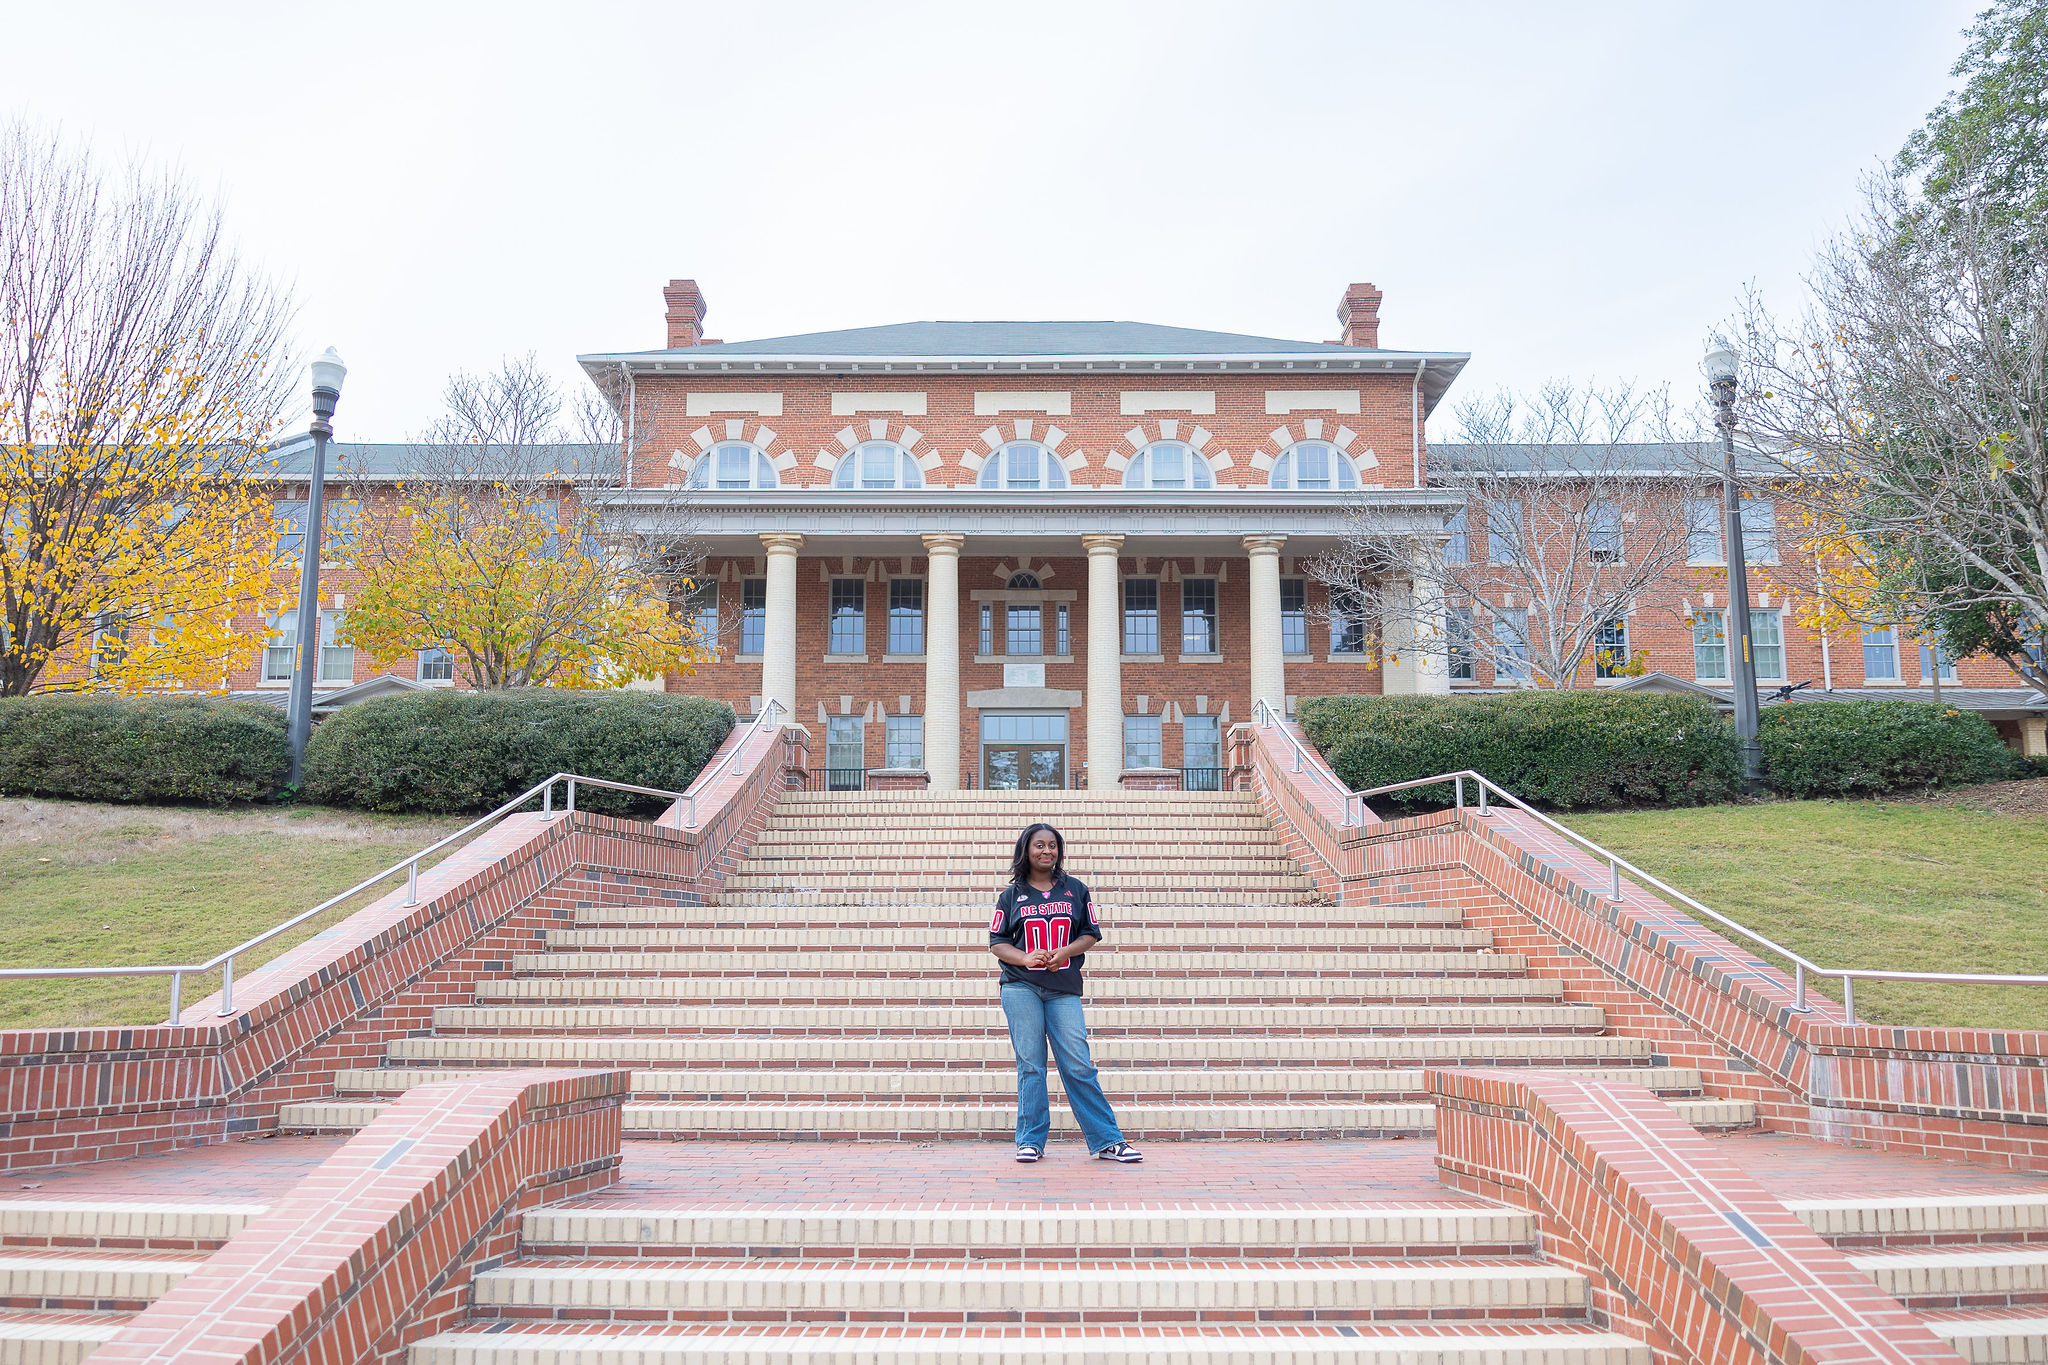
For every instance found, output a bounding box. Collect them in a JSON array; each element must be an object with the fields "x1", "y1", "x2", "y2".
[{"x1": 1000, "y1": 983, "x2": 1125, "y2": 1152}]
